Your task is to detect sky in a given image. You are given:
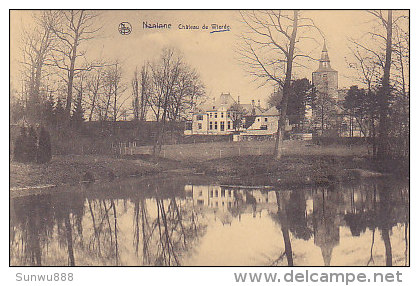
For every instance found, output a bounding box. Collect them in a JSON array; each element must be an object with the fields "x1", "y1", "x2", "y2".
[{"x1": 10, "y1": 10, "x2": 395, "y2": 107}]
